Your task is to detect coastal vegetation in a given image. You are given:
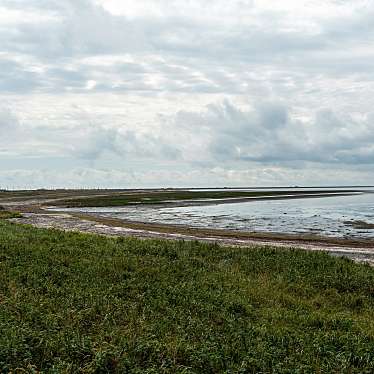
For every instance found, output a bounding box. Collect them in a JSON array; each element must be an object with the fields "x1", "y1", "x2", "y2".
[
  {"x1": 0, "y1": 208, "x2": 22, "y2": 219},
  {"x1": 1, "y1": 220, "x2": 374, "y2": 372},
  {"x1": 50, "y1": 189, "x2": 358, "y2": 207}
]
